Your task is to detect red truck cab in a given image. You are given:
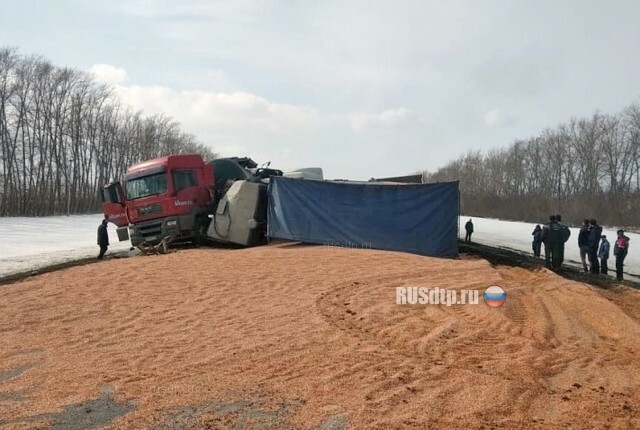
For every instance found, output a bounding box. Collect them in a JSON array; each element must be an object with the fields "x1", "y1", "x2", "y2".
[{"x1": 102, "y1": 154, "x2": 215, "y2": 247}]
